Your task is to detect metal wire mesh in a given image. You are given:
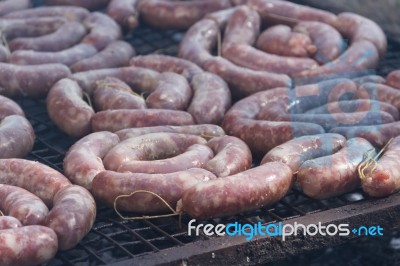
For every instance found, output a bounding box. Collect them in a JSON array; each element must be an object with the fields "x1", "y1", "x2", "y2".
[{"x1": 11, "y1": 17, "x2": 400, "y2": 266}]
